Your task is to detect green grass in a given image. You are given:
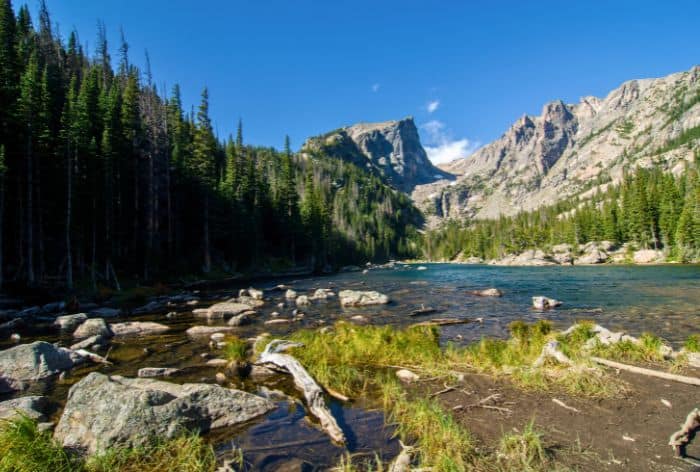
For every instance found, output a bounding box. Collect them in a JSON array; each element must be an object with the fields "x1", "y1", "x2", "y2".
[
  {"x1": 0, "y1": 415, "x2": 216, "y2": 472},
  {"x1": 684, "y1": 334, "x2": 700, "y2": 352},
  {"x1": 496, "y1": 421, "x2": 549, "y2": 472},
  {"x1": 221, "y1": 335, "x2": 249, "y2": 363}
]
